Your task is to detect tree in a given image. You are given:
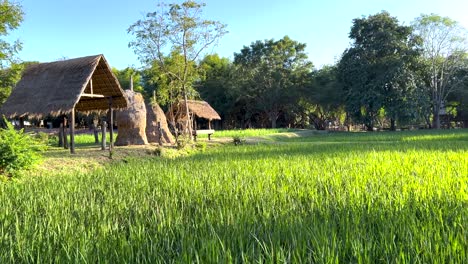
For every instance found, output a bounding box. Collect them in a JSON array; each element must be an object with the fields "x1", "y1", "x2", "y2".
[
  {"x1": 0, "y1": 0, "x2": 23, "y2": 69},
  {"x1": 307, "y1": 65, "x2": 345, "y2": 130},
  {"x1": 0, "y1": 61, "x2": 37, "y2": 106},
  {"x1": 112, "y1": 67, "x2": 144, "y2": 93},
  {"x1": 234, "y1": 36, "x2": 313, "y2": 128},
  {"x1": 338, "y1": 11, "x2": 421, "y2": 131},
  {"x1": 412, "y1": 14, "x2": 468, "y2": 128},
  {"x1": 197, "y1": 54, "x2": 235, "y2": 125},
  {"x1": 128, "y1": 1, "x2": 227, "y2": 139}
]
